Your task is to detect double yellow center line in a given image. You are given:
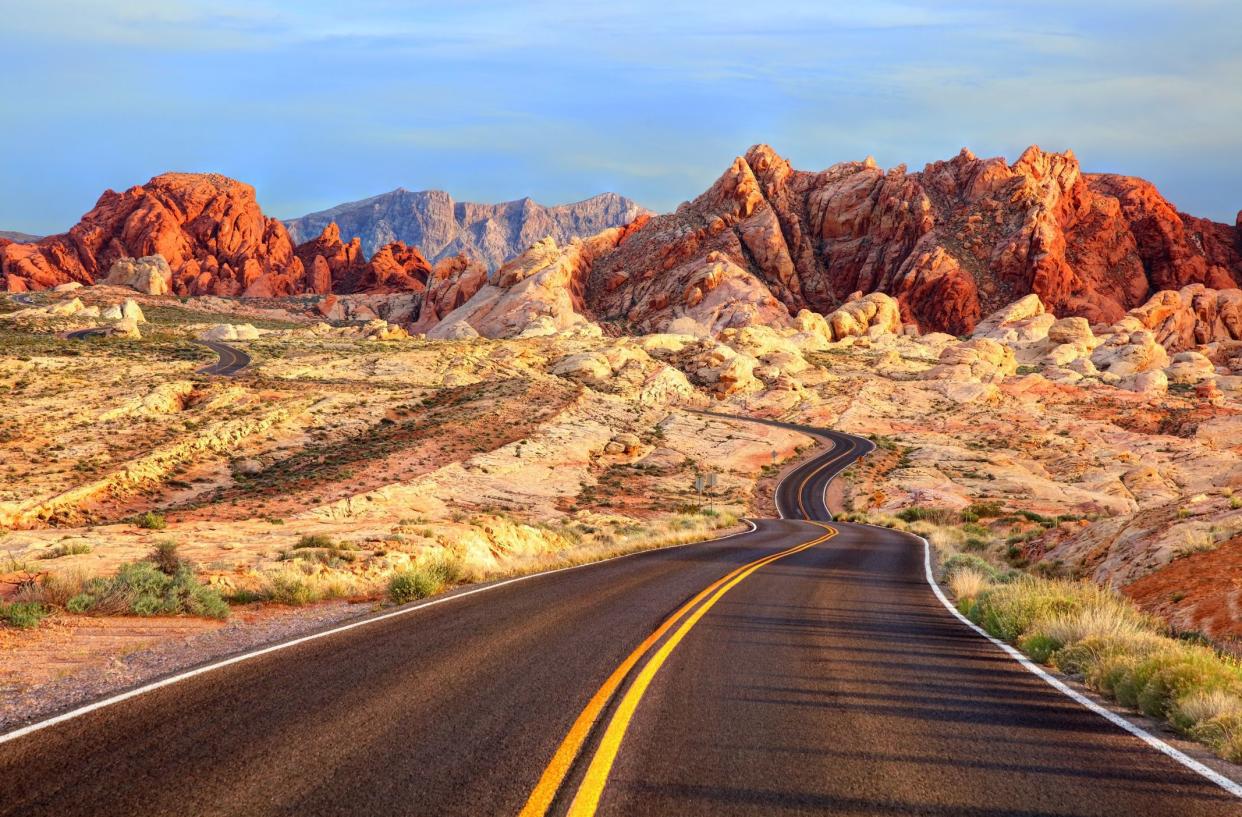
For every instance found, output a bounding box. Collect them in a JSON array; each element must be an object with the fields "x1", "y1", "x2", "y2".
[{"x1": 520, "y1": 523, "x2": 837, "y2": 817}]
